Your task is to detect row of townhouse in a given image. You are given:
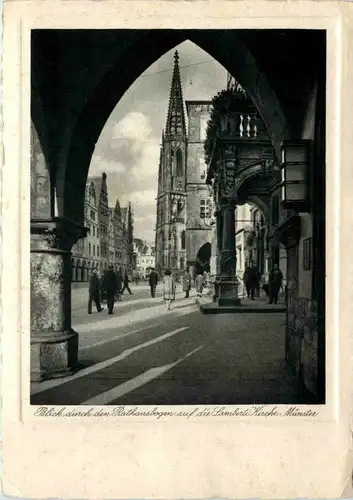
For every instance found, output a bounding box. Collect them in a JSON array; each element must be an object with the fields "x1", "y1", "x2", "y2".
[{"x1": 71, "y1": 172, "x2": 134, "y2": 281}]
